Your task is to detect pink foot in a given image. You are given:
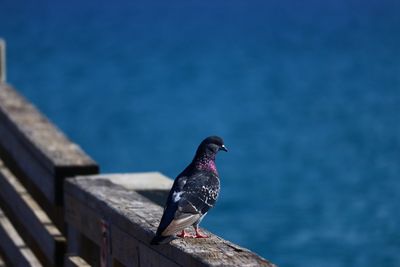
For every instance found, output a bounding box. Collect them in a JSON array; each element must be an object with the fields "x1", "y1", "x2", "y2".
[
  {"x1": 194, "y1": 229, "x2": 209, "y2": 238},
  {"x1": 177, "y1": 230, "x2": 194, "y2": 238}
]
